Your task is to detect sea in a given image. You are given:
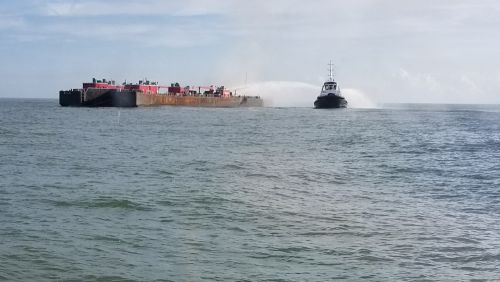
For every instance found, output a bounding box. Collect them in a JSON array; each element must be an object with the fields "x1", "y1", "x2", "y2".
[{"x1": 1, "y1": 99, "x2": 500, "y2": 281}]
